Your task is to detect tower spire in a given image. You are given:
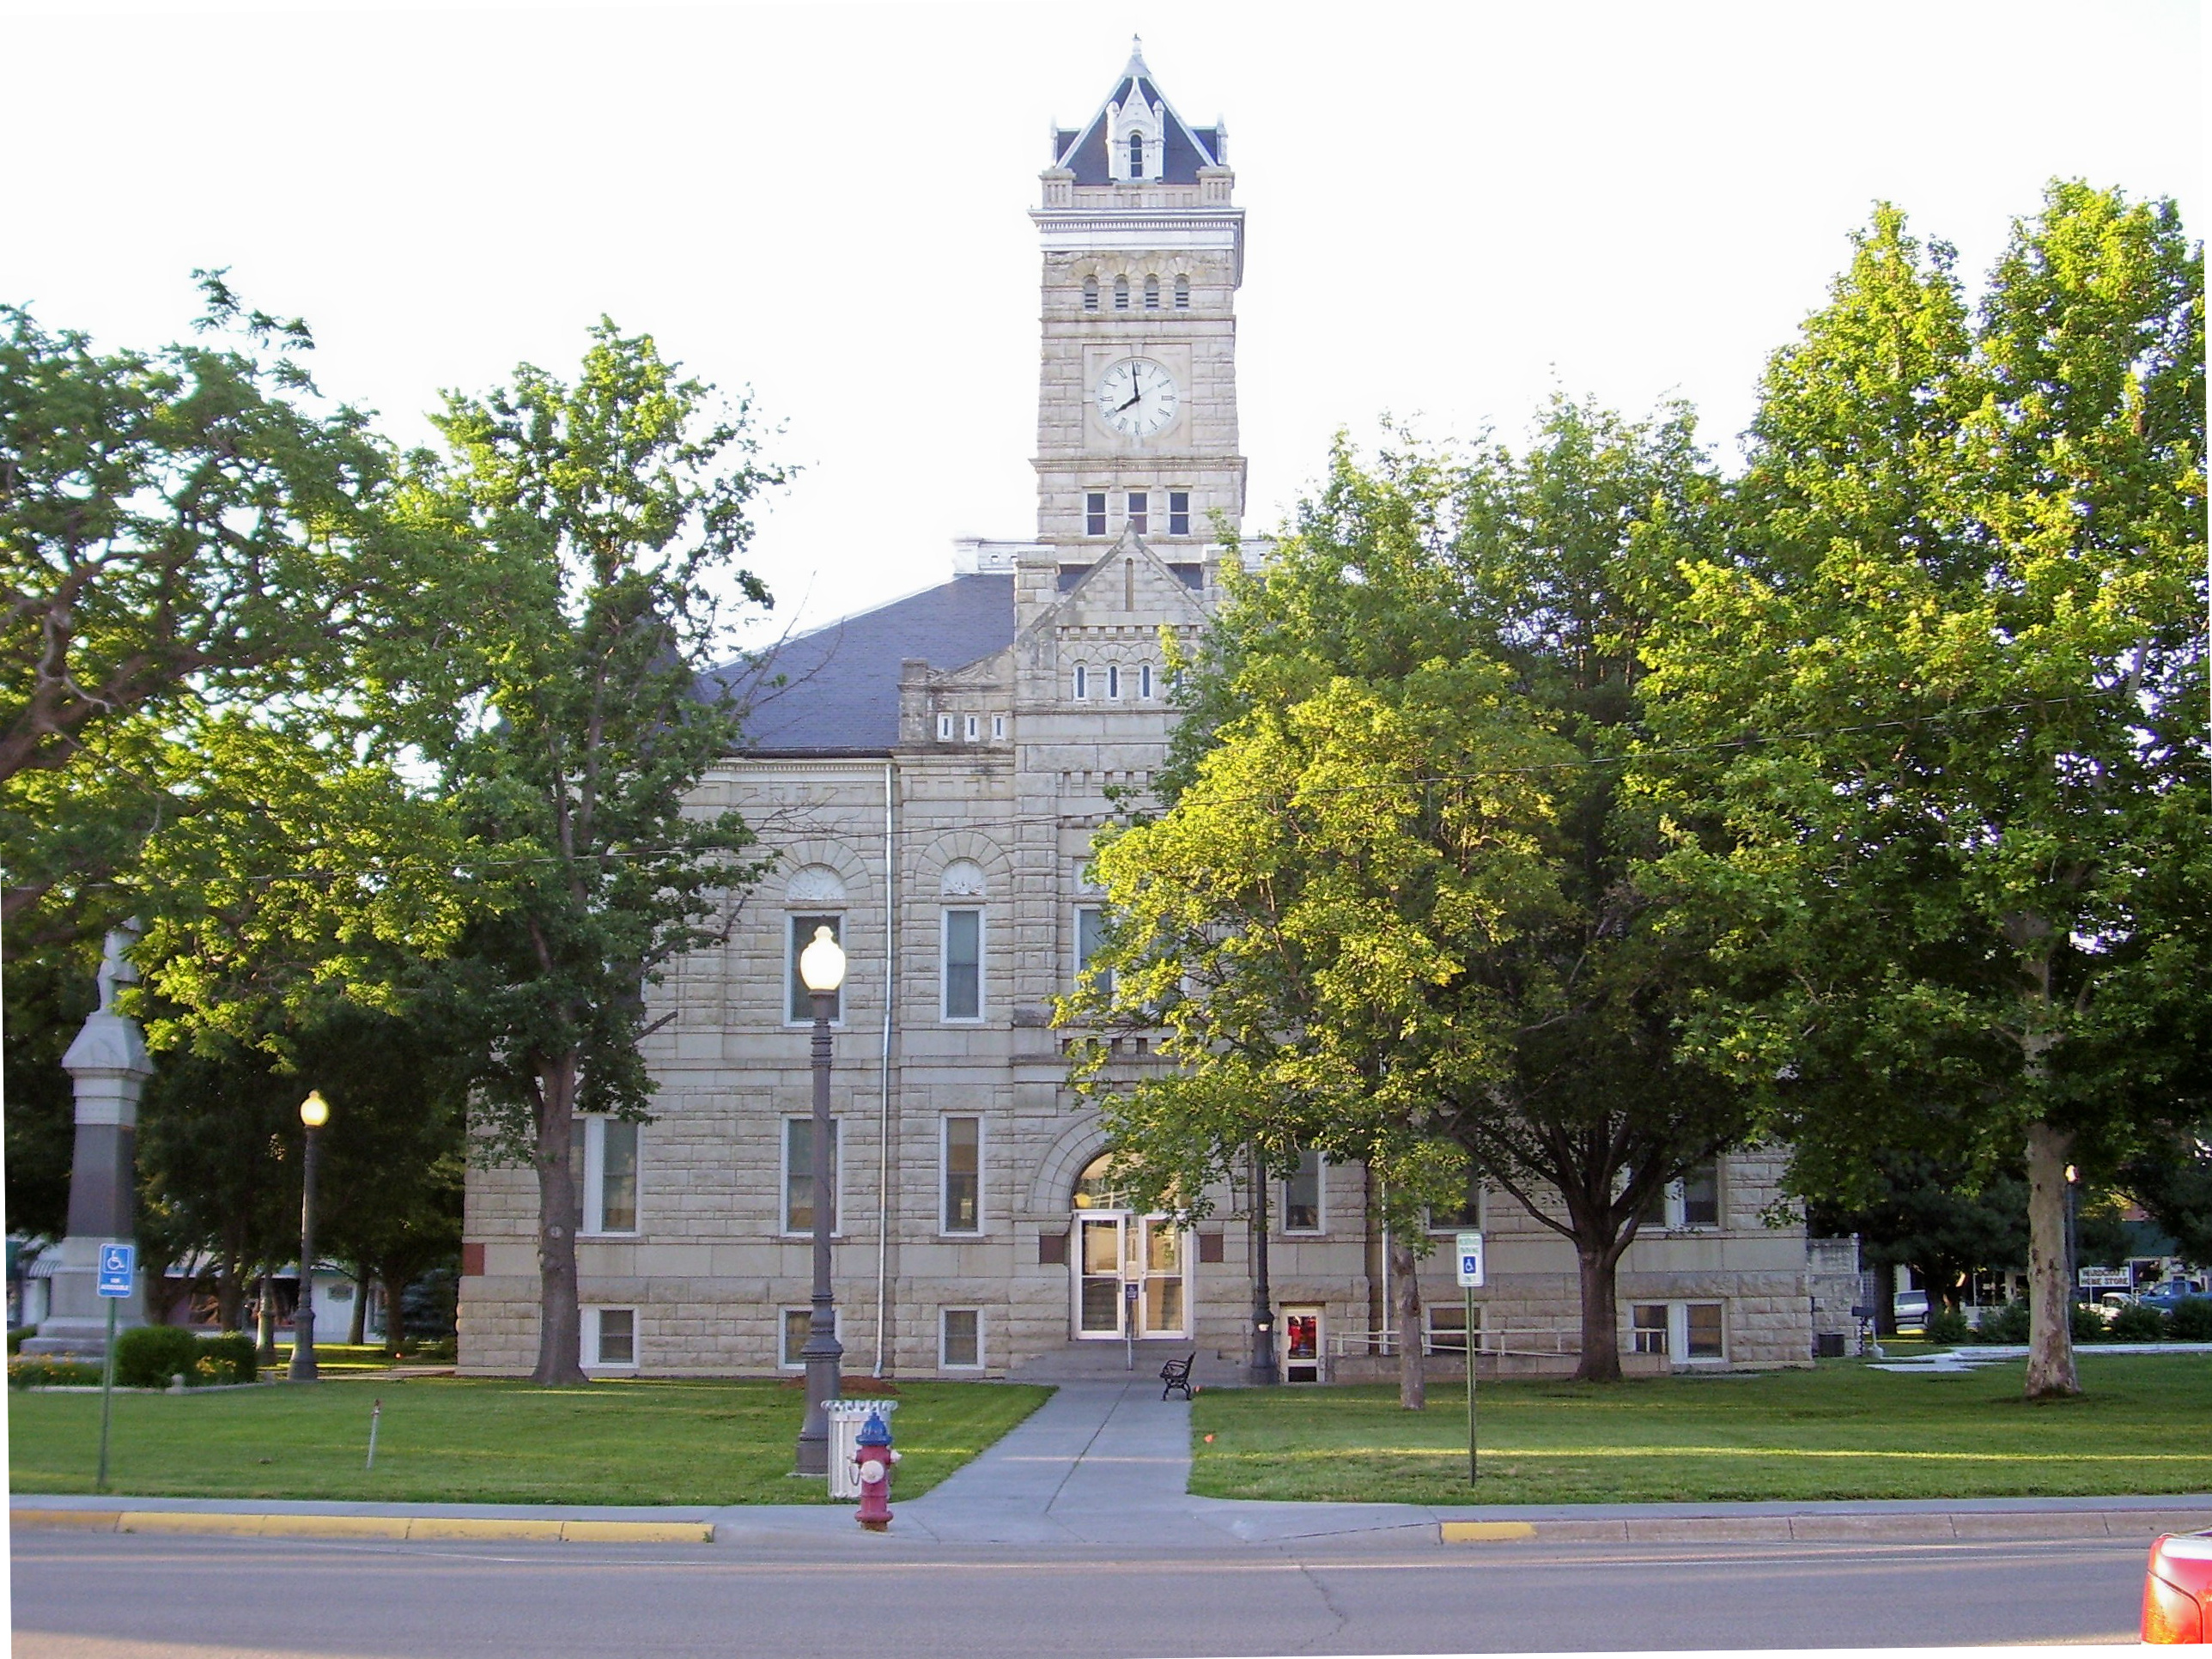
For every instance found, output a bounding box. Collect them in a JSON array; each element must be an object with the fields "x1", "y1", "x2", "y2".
[{"x1": 1125, "y1": 34, "x2": 1147, "y2": 76}]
